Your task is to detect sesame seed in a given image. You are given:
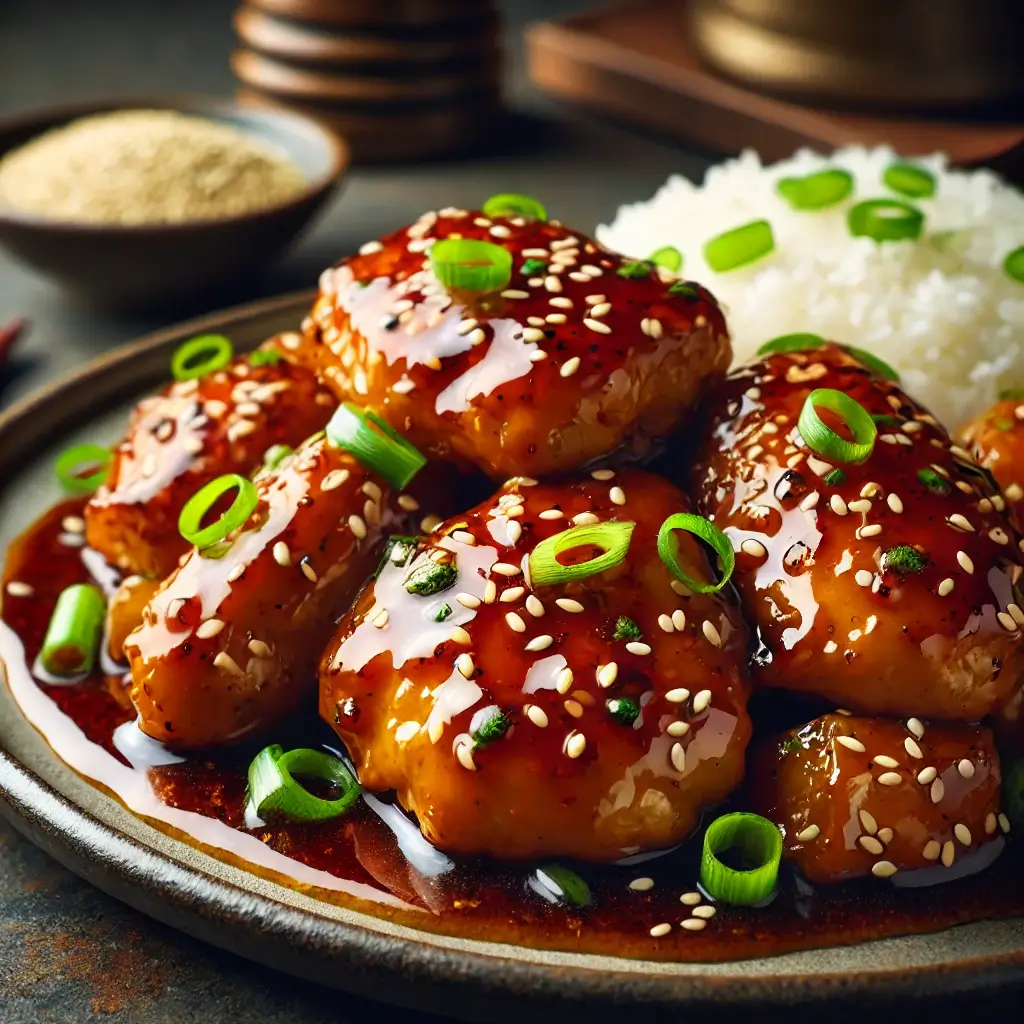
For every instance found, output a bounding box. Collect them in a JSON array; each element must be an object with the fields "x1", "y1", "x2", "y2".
[
  {"x1": 907, "y1": 717, "x2": 925, "y2": 739},
  {"x1": 858, "y1": 524, "x2": 883, "y2": 538},
  {"x1": 546, "y1": 313, "x2": 567, "y2": 324},
  {"x1": 990, "y1": 527, "x2": 1010, "y2": 545},
  {"x1": 875, "y1": 755, "x2": 901, "y2": 768},
  {"x1": 556, "y1": 667, "x2": 575, "y2": 694},
  {"x1": 505, "y1": 612, "x2": 526, "y2": 632},
  {"x1": 837, "y1": 735, "x2": 866, "y2": 753},
  {"x1": 500, "y1": 587, "x2": 526, "y2": 604},
  {"x1": 800, "y1": 491, "x2": 820, "y2": 511},
  {"x1": 859, "y1": 810, "x2": 878, "y2": 834},
  {"x1": 583, "y1": 317, "x2": 612, "y2": 335},
  {"x1": 565, "y1": 731, "x2": 587, "y2": 759},
  {"x1": 491, "y1": 562, "x2": 522, "y2": 576},
  {"x1": 466, "y1": 328, "x2": 486, "y2": 346},
  {"x1": 671, "y1": 609, "x2": 686, "y2": 631},
  {"x1": 998, "y1": 610, "x2": 1019, "y2": 631},
  {"x1": 847, "y1": 499, "x2": 872, "y2": 514},
  {"x1": 539, "y1": 508, "x2": 564, "y2": 520},
  {"x1": 877, "y1": 772, "x2": 902, "y2": 787},
  {"x1": 227, "y1": 564, "x2": 245, "y2": 583},
  {"x1": 999, "y1": 813, "x2": 1011, "y2": 833},
  {"x1": 525, "y1": 635, "x2": 554, "y2": 652},
  {"x1": 456, "y1": 593, "x2": 480, "y2": 610},
  {"x1": 420, "y1": 514, "x2": 444, "y2": 533},
  {"x1": 670, "y1": 742, "x2": 687, "y2": 772},
  {"x1": 931, "y1": 778, "x2": 945, "y2": 803},
  {"x1": 629, "y1": 877, "x2": 655, "y2": 892},
  {"x1": 525, "y1": 704, "x2": 549, "y2": 728},
  {"x1": 589, "y1": 302, "x2": 612, "y2": 318},
  {"x1": 692, "y1": 689, "x2": 712, "y2": 713},
  {"x1": 443, "y1": 624, "x2": 471, "y2": 646},
  {"x1": 904, "y1": 737, "x2": 923, "y2": 759},
  {"x1": 658, "y1": 614, "x2": 674, "y2": 633},
  {"x1": 525, "y1": 595, "x2": 545, "y2": 617},
  {"x1": 830, "y1": 494, "x2": 848, "y2": 515},
  {"x1": 887, "y1": 494, "x2": 904, "y2": 514},
  {"x1": 956, "y1": 550, "x2": 974, "y2": 574},
  {"x1": 941, "y1": 841, "x2": 955, "y2": 867},
  {"x1": 667, "y1": 721, "x2": 690, "y2": 737},
  {"x1": 5, "y1": 581, "x2": 33, "y2": 597},
  {"x1": 626, "y1": 641, "x2": 652, "y2": 656},
  {"x1": 507, "y1": 520, "x2": 523, "y2": 543},
  {"x1": 523, "y1": 327, "x2": 546, "y2": 343},
  {"x1": 681, "y1": 919, "x2": 706, "y2": 932},
  {"x1": 349, "y1": 515, "x2": 367, "y2": 540},
  {"x1": 680, "y1": 892, "x2": 702, "y2": 906},
  {"x1": 585, "y1": 293, "x2": 606, "y2": 305},
  {"x1": 213, "y1": 652, "x2": 244, "y2": 677},
  {"x1": 456, "y1": 741, "x2": 477, "y2": 771},
  {"x1": 985, "y1": 812, "x2": 998, "y2": 835},
  {"x1": 609, "y1": 486, "x2": 627, "y2": 506},
  {"x1": 300, "y1": 558, "x2": 318, "y2": 582},
  {"x1": 923, "y1": 840, "x2": 941, "y2": 860},
  {"x1": 666, "y1": 688, "x2": 690, "y2": 704},
  {"x1": 1009, "y1": 603, "x2": 1024, "y2": 626},
  {"x1": 872, "y1": 861, "x2": 898, "y2": 878},
  {"x1": 741, "y1": 538, "x2": 767, "y2": 558},
  {"x1": 1007, "y1": 483, "x2": 1024, "y2": 502},
  {"x1": 955, "y1": 758, "x2": 976, "y2": 780},
  {"x1": 501, "y1": 289, "x2": 530, "y2": 300},
  {"x1": 549, "y1": 297, "x2": 574, "y2": 309},
  {"x1": 855, "y1": 570, "x2": 874, "y2": 587},
  {"x1": 573, "y1": 511, "x2": 600, "y2": 526},
  {"x1": 248, "y1": 639, "x2": 271, "y2": 658},
  {"x1": 451, "y1": 530, "x2": 476, "y2": 546},
  {"x1": 591, "y1": 468, "x2": 616, "y2": 481},
  {"x1": 954, "y1": 823, "x2": 972, "y2": 846},
  {"x1": 483, "y1": 580, "x2": 498, "y2": 604},
  {"x1": 796, "y1": 824, "x2": 820, "y2": 842},
  {"x1": 456, "y1": 318, "x2": 479, "y2": 336},
  {"x1": 701, "y1": 621, "x2": 722, "y2": 648},
  {"x1": 555, "y1": 598, "x2": 585, "y2": 613},
  {"x1": 647, "y1": 318, "x2": 664, "y2": 339},
  {"x1": 597, "y1": 662, "x2": 619, "y2": 688},
  {"x1": 372, "y1": 609, "x2": 389, "y2": 628},
  {"x1": 860, "y1": 836, "x2": 884, "y2": 855},
  {"x1": 916, "y1": 766, "x2": 937, "y2": 785},
  {"x1": 948, "y1": 513, "x2": 974, "y2": 532},
  {"x1": 272, "y1": 541, "x2": 291, "y2": 566},
  {"x1": 196, "y1": 618, "x2": 225, "y2": 639},
  {"x1": 560, "y1": 357, "x2": 581, "y2": 378},
  {"x1": 649, "y1": 923, "x2": 672, "y2": 938},
  {"x1": 691, "y1": 904, "x2": 717, "y2": 920}
]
